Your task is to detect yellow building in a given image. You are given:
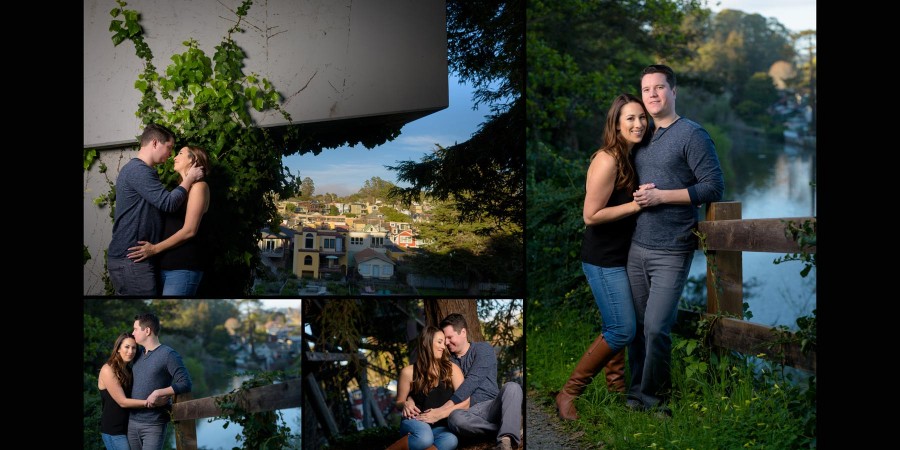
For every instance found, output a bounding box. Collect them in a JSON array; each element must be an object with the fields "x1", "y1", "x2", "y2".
[{"x1": 293, "y1": 227, "x2": 349, "y2": 279}]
